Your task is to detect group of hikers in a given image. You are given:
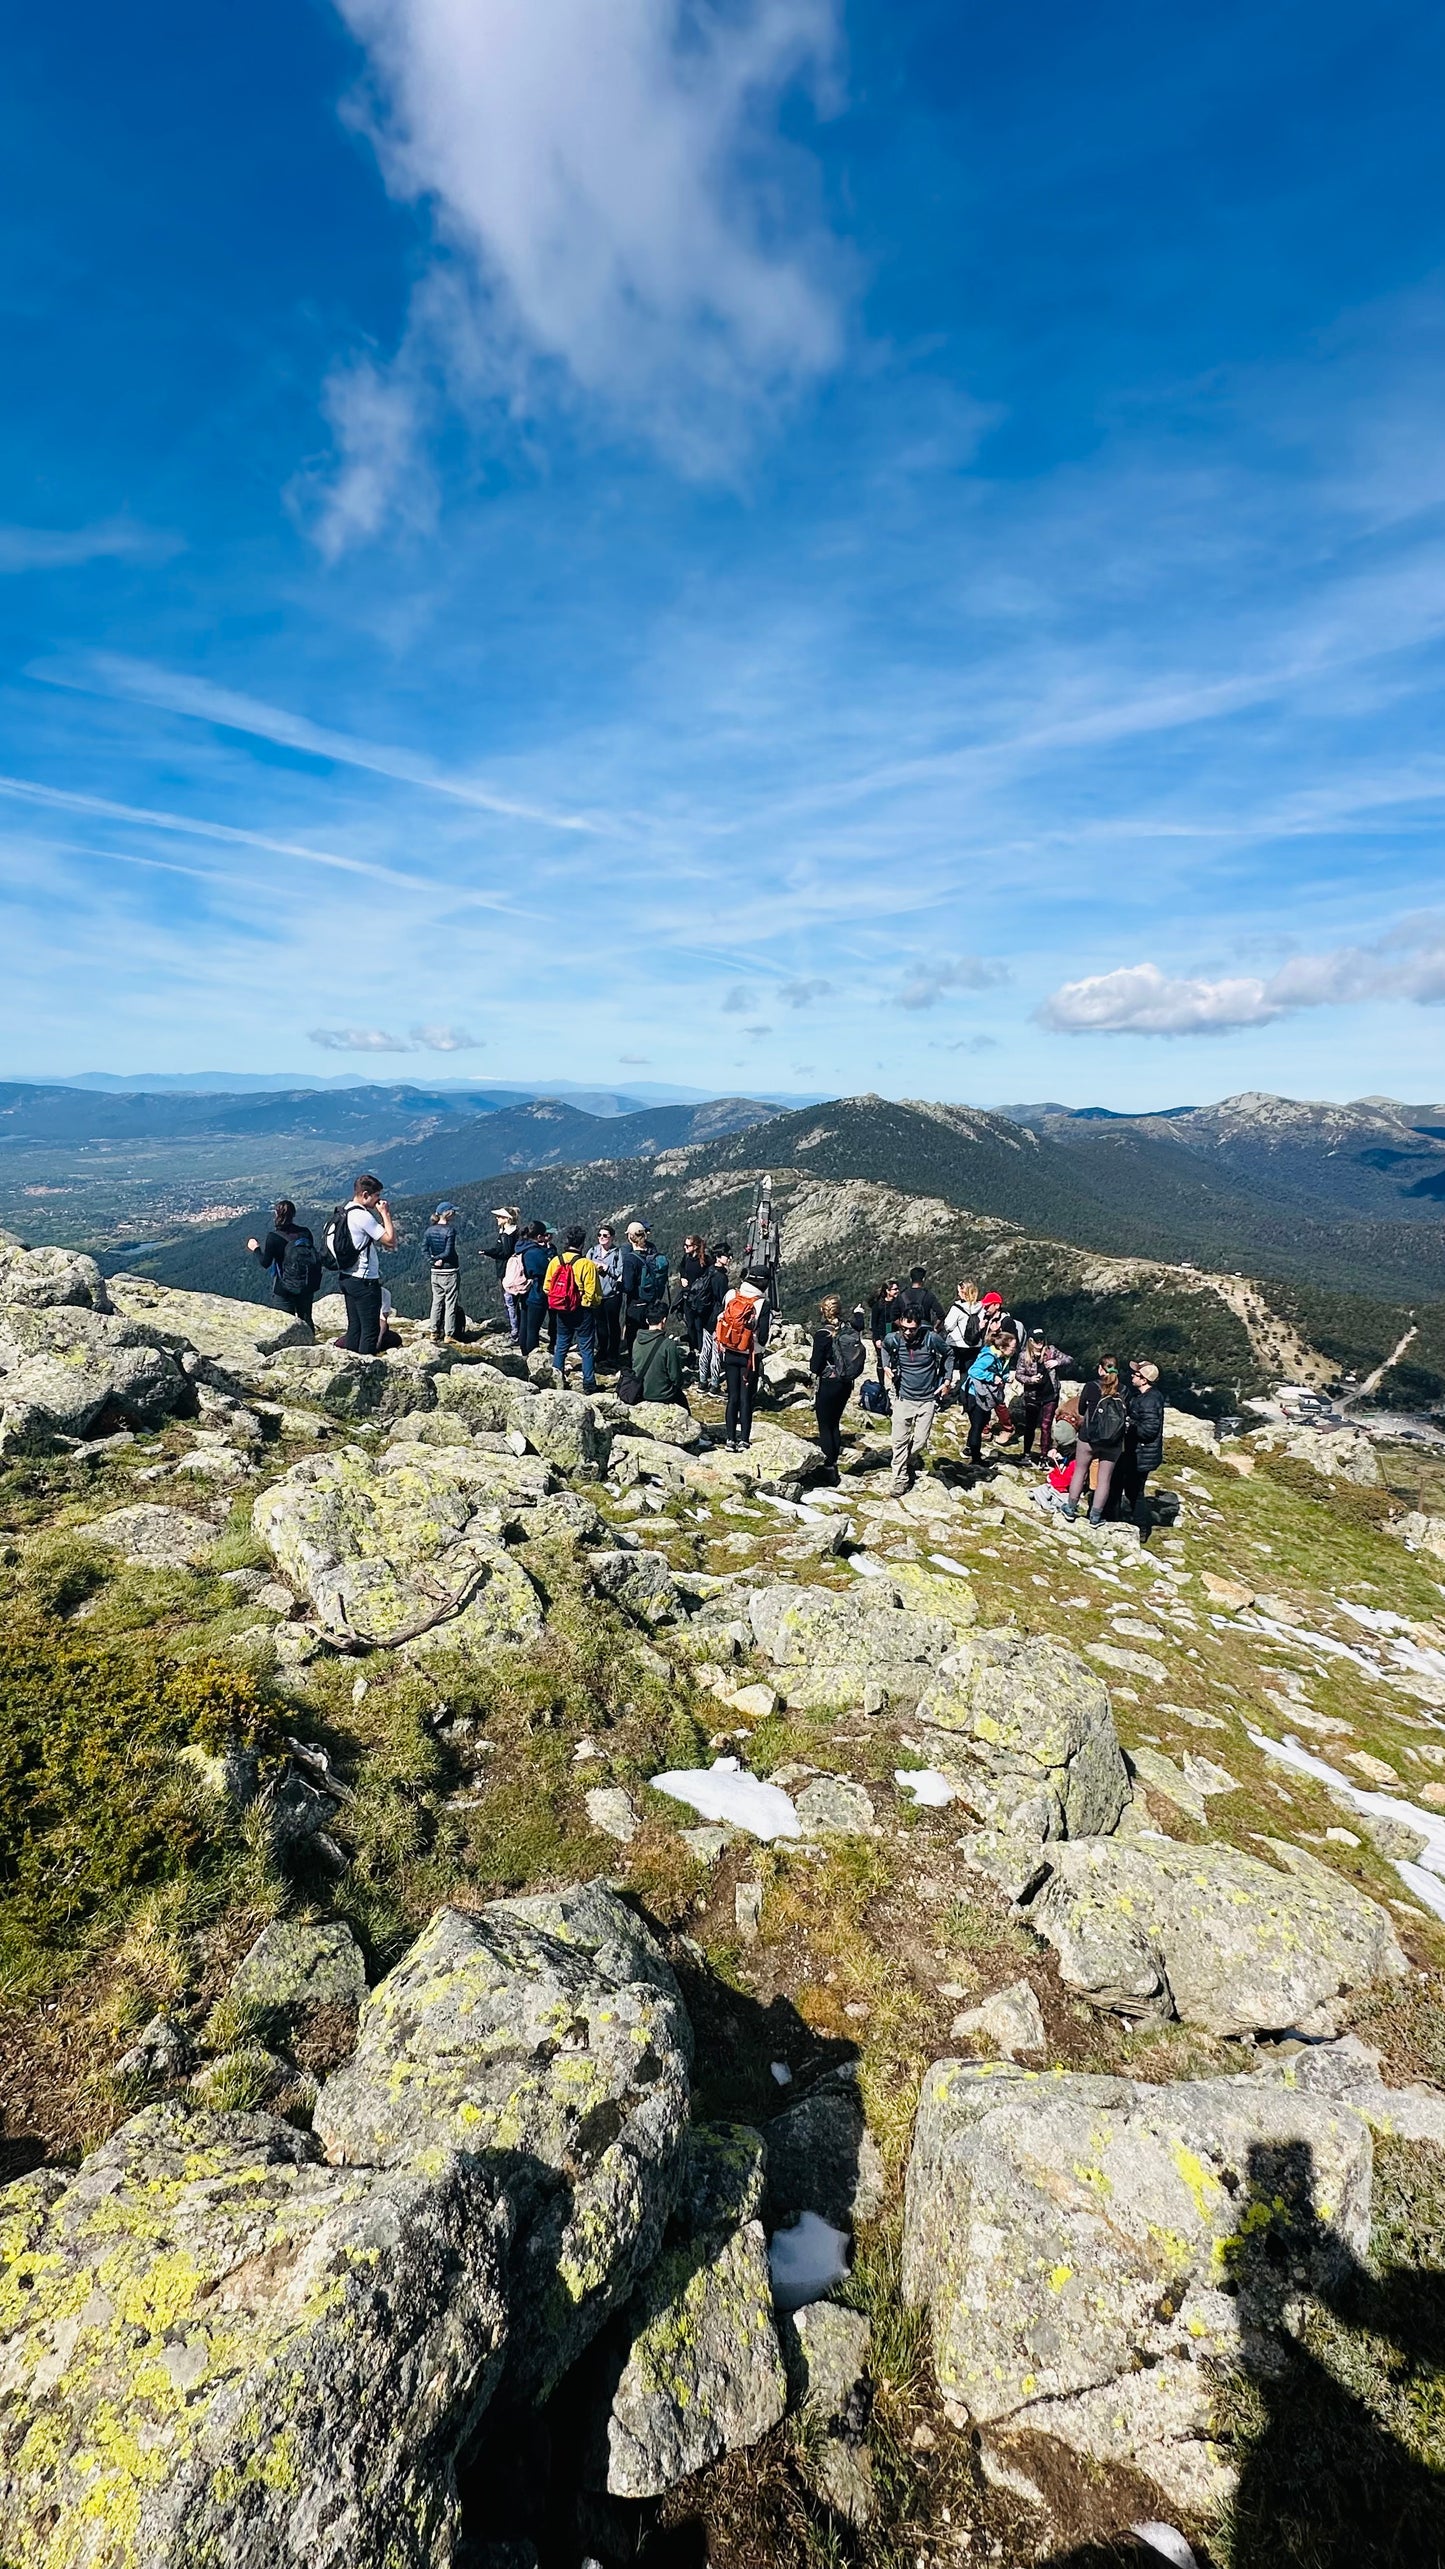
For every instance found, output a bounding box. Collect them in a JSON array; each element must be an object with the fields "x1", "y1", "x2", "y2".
[{"x1": 247, "y1": 1187, "x2": 1168, "y2": 1537}]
